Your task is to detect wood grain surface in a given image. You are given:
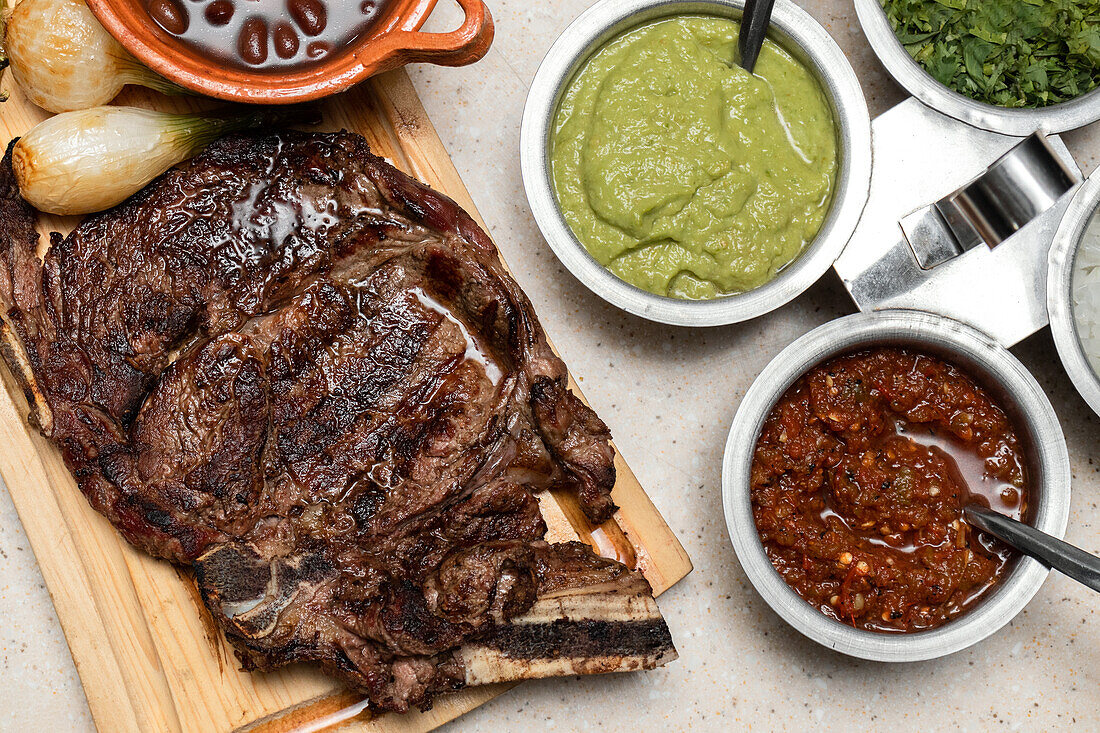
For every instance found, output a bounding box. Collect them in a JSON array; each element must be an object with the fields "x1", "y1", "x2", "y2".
[{"x1": 0, "y1": 69, "x2": 691, "y2": 733}]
